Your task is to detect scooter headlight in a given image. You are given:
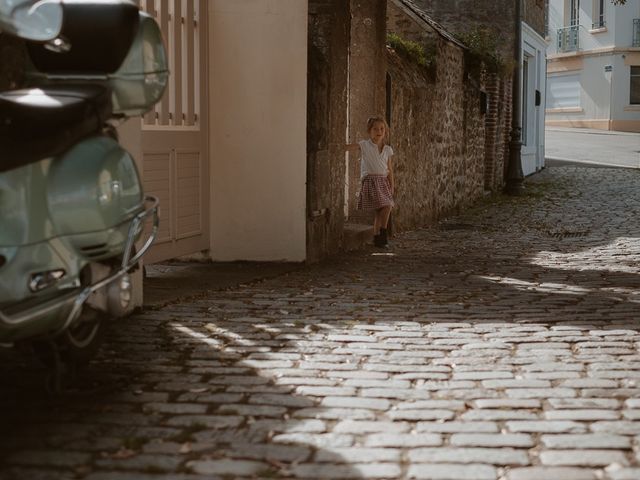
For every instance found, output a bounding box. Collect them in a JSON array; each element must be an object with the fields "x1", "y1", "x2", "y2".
[
  {"x1": 107, "y1": 273, "x2": 133, "y2": 317},
  {"x1": 29, "y1": 269, "x2": 66, "y2": 292}
]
